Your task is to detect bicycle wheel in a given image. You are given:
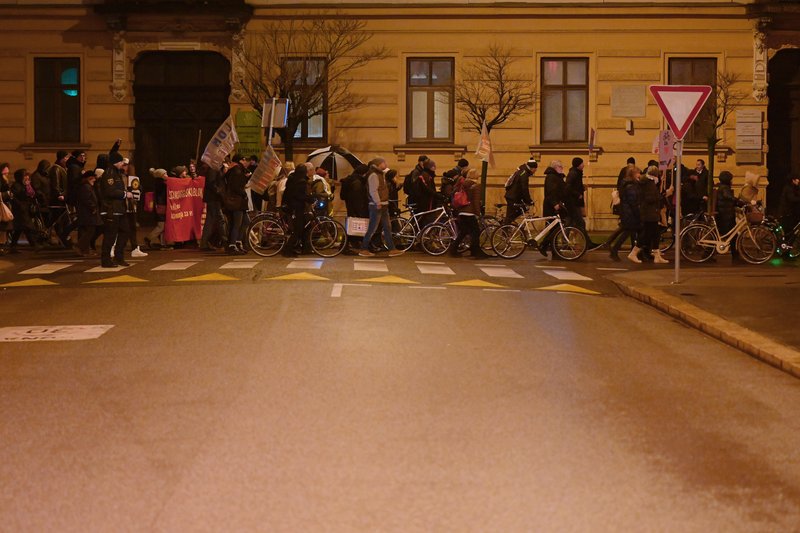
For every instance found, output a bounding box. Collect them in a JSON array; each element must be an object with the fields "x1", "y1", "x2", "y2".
[
  {"x1": 391, "y1": 217, "x2": 416, "y2": 251},
  {"x1": 658, "y1": 225, "x2": 674, "y2": 253},
  {"x1": 491, "y1": 224, "x2": 526, "y2": 259},
  {"x1": 309, "y1": 219, "x2": 347, "y2": 257},
  {"x1": 552, "y1": 226, "x2": 588, "y2": 261},
  {"x1": 679, "y1": 224, "x2": 715, "y2": 263},
  {"x1": 247, "y1": 216, "x2": 286, "y2": 257},
  {"x1": 420, "y1": 223, "x2": 454, "y2": 256},
  {"x1": 737, "y1": 224, "x2": 777, "y2": 265}
]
